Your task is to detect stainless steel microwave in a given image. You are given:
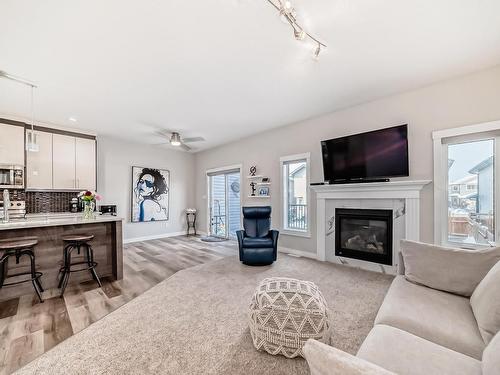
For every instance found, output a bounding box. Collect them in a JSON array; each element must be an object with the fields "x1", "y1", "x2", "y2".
[{"x1": 0, "y1": 165, "x2": 24, "y2": 189}]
